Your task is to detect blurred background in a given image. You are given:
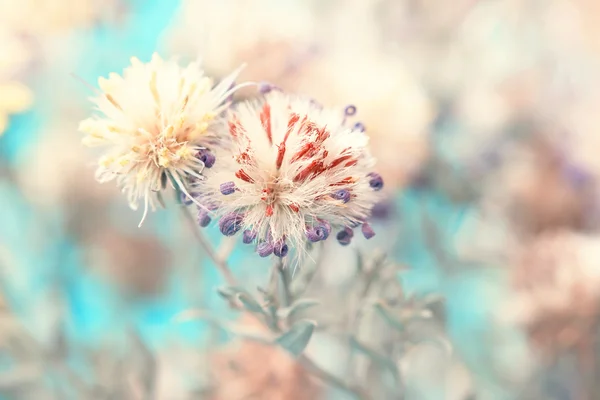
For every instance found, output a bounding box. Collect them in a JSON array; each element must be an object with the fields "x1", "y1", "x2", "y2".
[{"x1": 2, "y1": 0, "x2": 600, "y2": 398}]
